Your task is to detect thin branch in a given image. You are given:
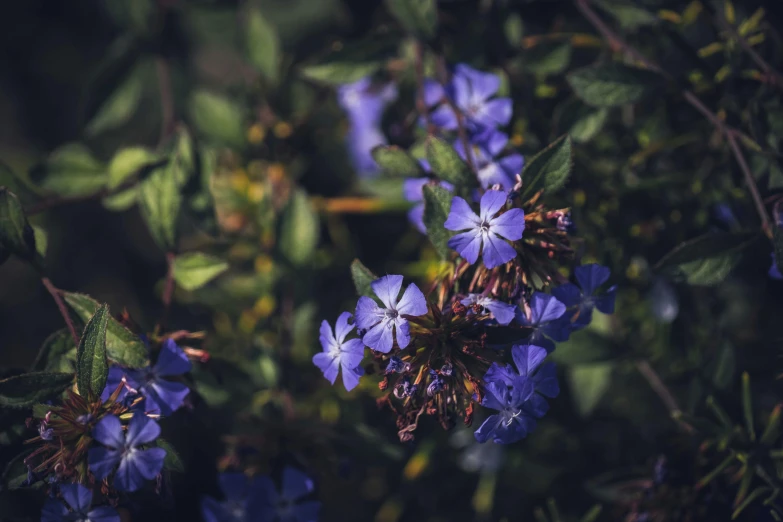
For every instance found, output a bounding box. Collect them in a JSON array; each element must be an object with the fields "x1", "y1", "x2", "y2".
[
  {"x1": 414, "y1": 42, "x2": 433, "y2": 133},
  {"x1": 575, "y1": 0, "x2": 773, "y2": 237},
  {"x1": 434, "y1": 56, "x2": 478, "y2": 174},
  {"x1": 714, "y1": 13, "x2": 783, "y2": 90},
  {"x1": 42, "y1": 277, "x2": 79, "y2": 346},
  {"x1": 155, "y1": 56, "x2": 175, "y2": 147},
  {"x1": 636, "y1": 360, "x2": 693, "y2": 433},
  {"x1": 157, "y1": 251, "x2": 176, "y2": 333}
]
